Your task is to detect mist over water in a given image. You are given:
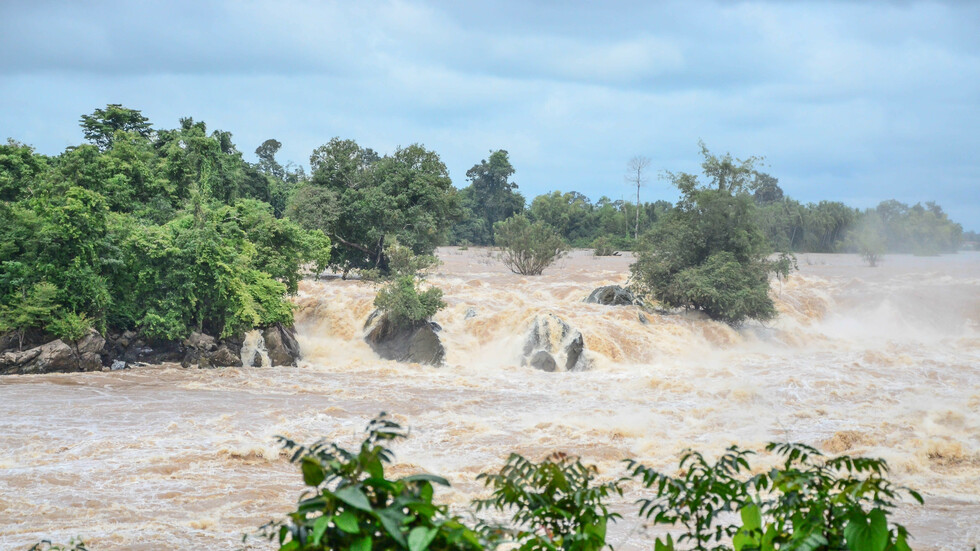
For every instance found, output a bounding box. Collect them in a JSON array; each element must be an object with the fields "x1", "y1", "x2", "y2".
[{"x1": 1, "y1": 250, "x2": 978, "y2": 550}]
